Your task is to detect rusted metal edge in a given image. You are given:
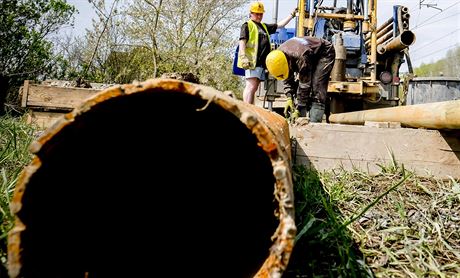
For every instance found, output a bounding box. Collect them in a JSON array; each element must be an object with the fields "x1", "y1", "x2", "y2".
[{"x1": 8, "y1": 78, "x2": 296, "y2": 278}]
